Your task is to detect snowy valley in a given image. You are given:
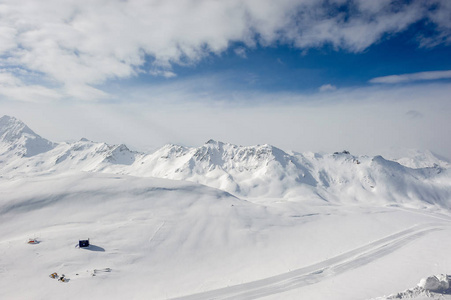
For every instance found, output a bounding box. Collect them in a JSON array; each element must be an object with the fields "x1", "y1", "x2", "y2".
[{"x1": 1, "y1": 115, "x2": 451, "y2": 300}]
